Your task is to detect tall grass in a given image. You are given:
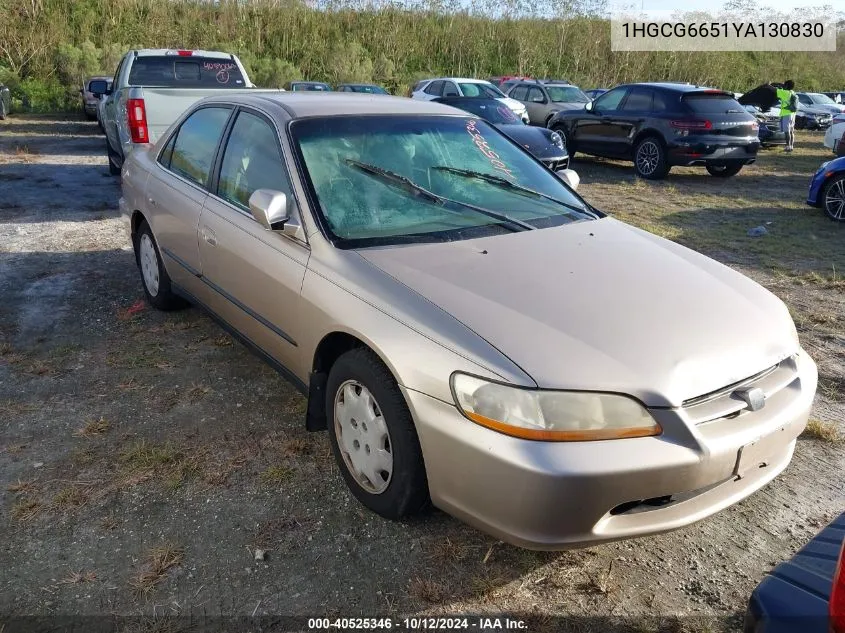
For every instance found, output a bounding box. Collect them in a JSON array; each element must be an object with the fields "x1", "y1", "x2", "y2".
[{"x1": 0, "y1": 0, "x2": 843, "y2": 112}]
